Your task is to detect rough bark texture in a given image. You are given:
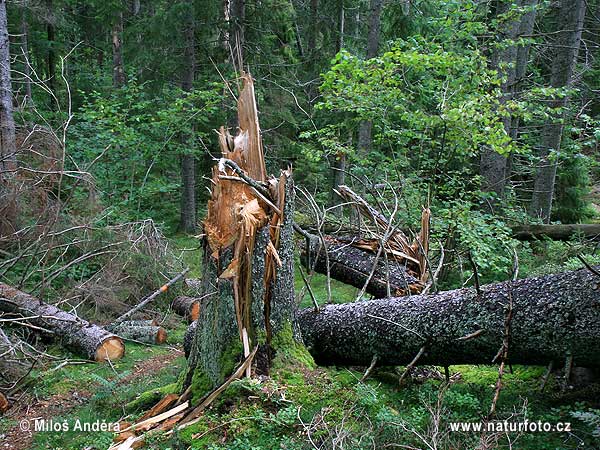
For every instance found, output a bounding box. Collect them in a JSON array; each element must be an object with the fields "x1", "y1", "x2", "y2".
[
  {"x1": 112, "y1": 11, "x2": 125, "y2": 88},
  {"x1": 179, "y1": 2, "x2": 197, "y2": 233},
  {"x1": 172, "y1": 295, "x2": 200, "y2": 322},
  {"x1": 0, "y1": 283, "x2": 124, "y2": 361},
  {"x1": 184, "y1": 75, "x2": 307, "y2": 399},
  {"x1": 107, "y1": 322, "x2": 167, "y2": 344},
  {"x1": 300, "y1": 234, "x2": 423, "y2": 298},
  {"x1": 480, "y1": 1, "x2": 522, "y2": 199},
  {"x1": 512, "y1": 224, "x2": 600, "y2": 241},
  {"x1": 299, "y1": 267, "x2": 600, "y2": 367},
  {"x1": 530, "y1": 0, "x2": 585, "y2": 222},
  {"x1": 0, "y1": 0, "x2": 16, "y2": 172},
  {"x1": 357, "y1": 0, "x2": 383, "y2": 158}
]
